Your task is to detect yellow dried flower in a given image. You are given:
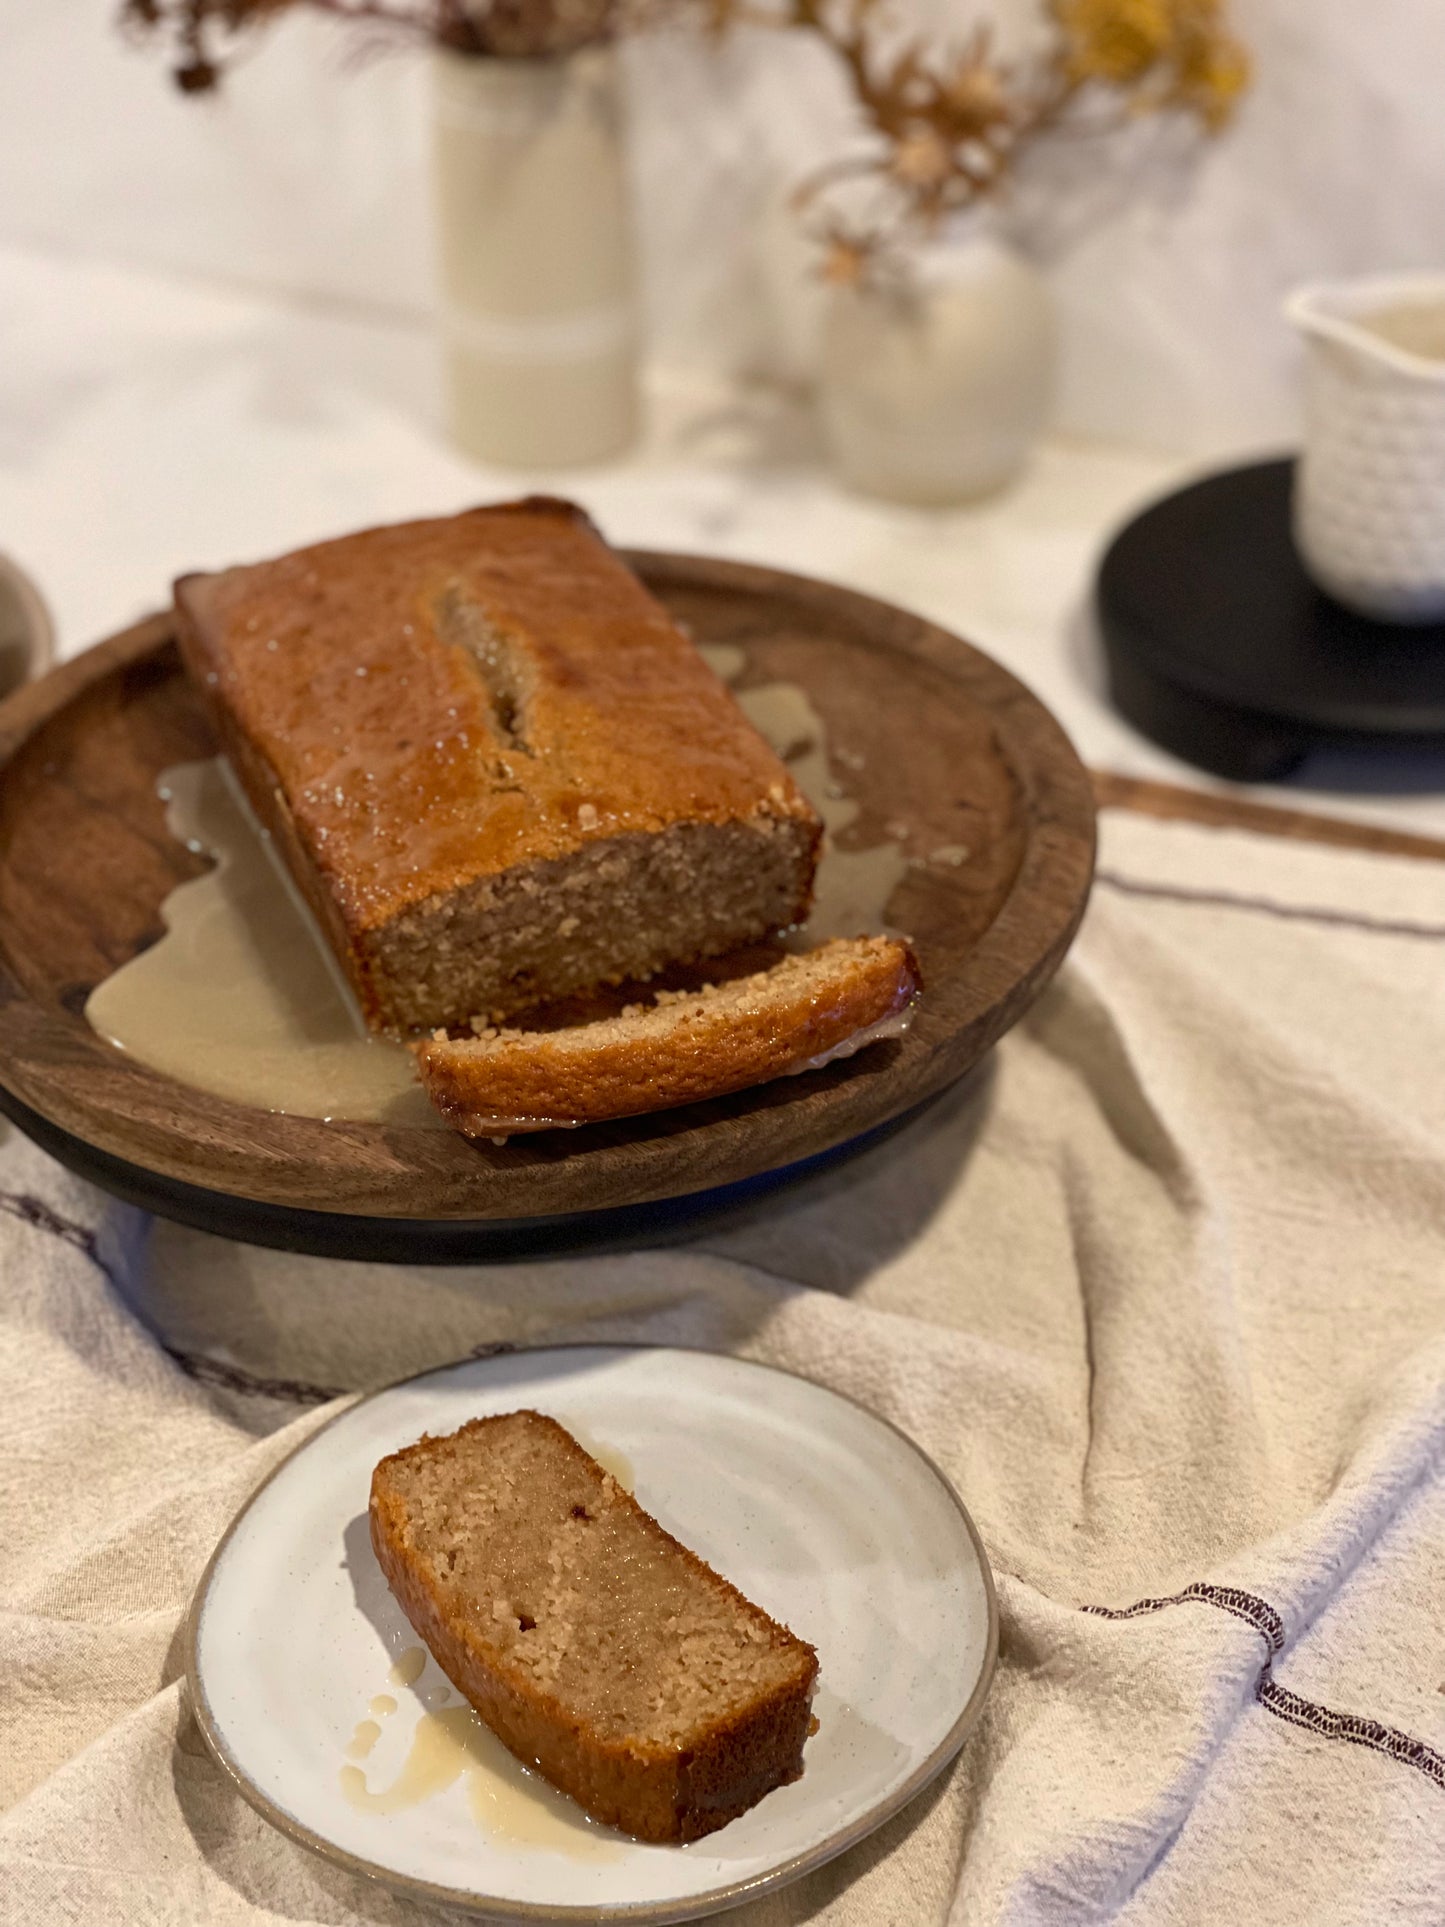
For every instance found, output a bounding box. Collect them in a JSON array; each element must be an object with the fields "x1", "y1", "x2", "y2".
[
  {"x1": 1171, "y1": 7, "x2": 1251, "y2": 128},
  {"x1": 1056, "y1": 0, "x2": 1173, "y2": 85},
  {"x1": 1188, "y1": 48, "x2": 1248, "y2": 125},
  {"x1": 792, "y1": 0, "x2": 1248, "y2": 274}
]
